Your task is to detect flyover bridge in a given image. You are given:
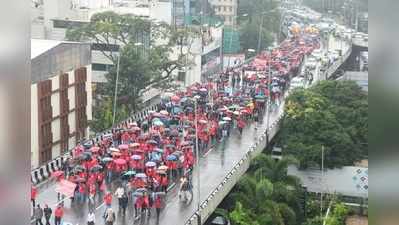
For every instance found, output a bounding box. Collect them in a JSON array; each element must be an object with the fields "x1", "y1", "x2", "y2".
[{"x1": 31, "y1": 34, "x2": 351, "y2": 225}]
